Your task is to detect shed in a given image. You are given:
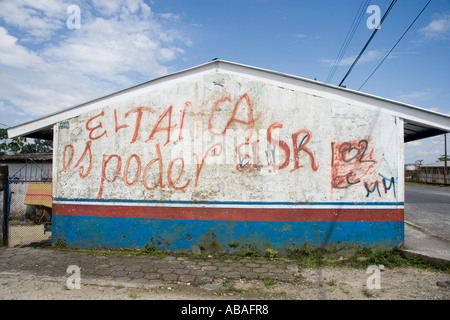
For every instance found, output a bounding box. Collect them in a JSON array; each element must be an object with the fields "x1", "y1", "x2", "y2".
[
  {"x1": 7, "y1": 60, "x2": 450, "y2": 253},
  {"x1": 0, "y1": 153, "x2": 52, "y2": 181},
  {"x1": 0, "y1": 153, "x2": 53, "y2": 222},
  {"x1": 418, "y1": 161, "x2": 450, "y2": 185}
]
